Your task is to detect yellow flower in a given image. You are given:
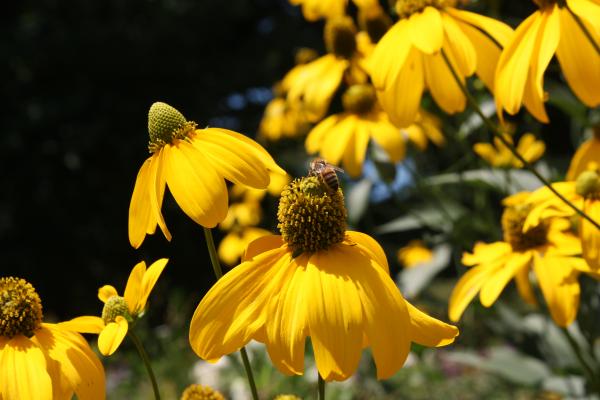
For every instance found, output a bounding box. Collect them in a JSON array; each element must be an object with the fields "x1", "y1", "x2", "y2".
[
  {"x1": 128, "y1": 102, "x2": 284, "y2": 248},
  {"x1": 369, "y1": 0, "x2": 513, "y2": 127},
  {"x1": 449, "y1": 201, "x2": 585, "y2": 327},
  {"x1": 286, "y1": 17, "x2": 369, "y2": 122},
  {"x1": 566, "y1": 126, "x2": 600, "y2": 180},
  {"x1": 397, "y1": 240, "x2": 433, "y2": 268},
  {"x1": 495, "y1": 0, "x2": 600, "y2": 123},
  {"x1": 189, "y1": 176, "x2": 458, "y2": 381},
  {"x1": 180, "y1": 384, "x2": 225, "y2": 400},
  {"x1": 218, "y1": 227, "x2": 272, "y2": 266},
  {"x1": 403, "y1": 110, "x2": 445, "y2": 150},
  {"x1": 0, "y1": 277, "x2": 105, "y2": 400},
  {"x1": 290, "y1": 0, "x2": 380, "y2": 21},
  {"x1": 60, "y1": 259, "x2": 168, "y2": 356},
  {"x1": 473, "y1": 132, "x2": 545, "y2": 168},
  {"x1": 258, "y1": 97, "x2": 311, "y2": 141},
  {"x1": 305, "y1": 84, "x2": 406, "y2": 177}
]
